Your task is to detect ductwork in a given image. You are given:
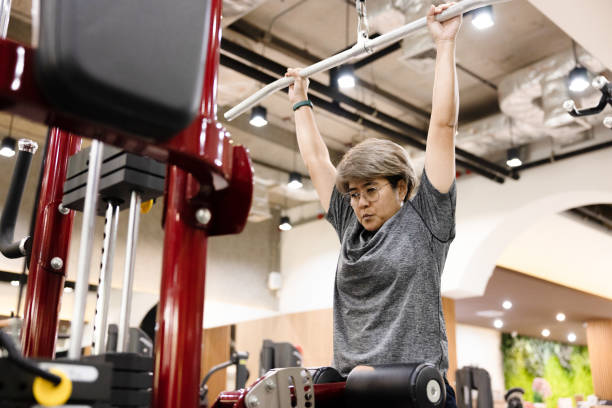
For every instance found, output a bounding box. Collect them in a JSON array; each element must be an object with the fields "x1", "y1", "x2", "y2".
[
  {"x1": 222, "y1": 0, "x2": 269, "y2": 27},
  {"x1": 497, "y1": 46, "x2": 605, "y2": 139},
  {"x1": 458, "y1": 46, "x2": 607, "y2": 156},
  {"x1": 366, "y1": 0, "x2": 430, "y2": 34},
  {"x1": 248, "y1": 162, "x2": 319, "y2": 223}
]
